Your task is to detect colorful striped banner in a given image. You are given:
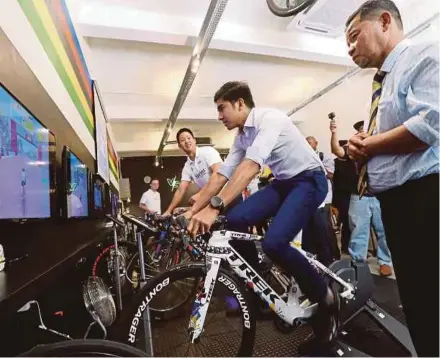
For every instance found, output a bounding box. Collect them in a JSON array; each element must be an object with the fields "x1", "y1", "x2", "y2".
[
  {"x1": 18, "y1": 0, "x2": 94, "y2": 135},
  {"x1": 107, "y1": 130, "x2": 119, "y2": 180}
]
